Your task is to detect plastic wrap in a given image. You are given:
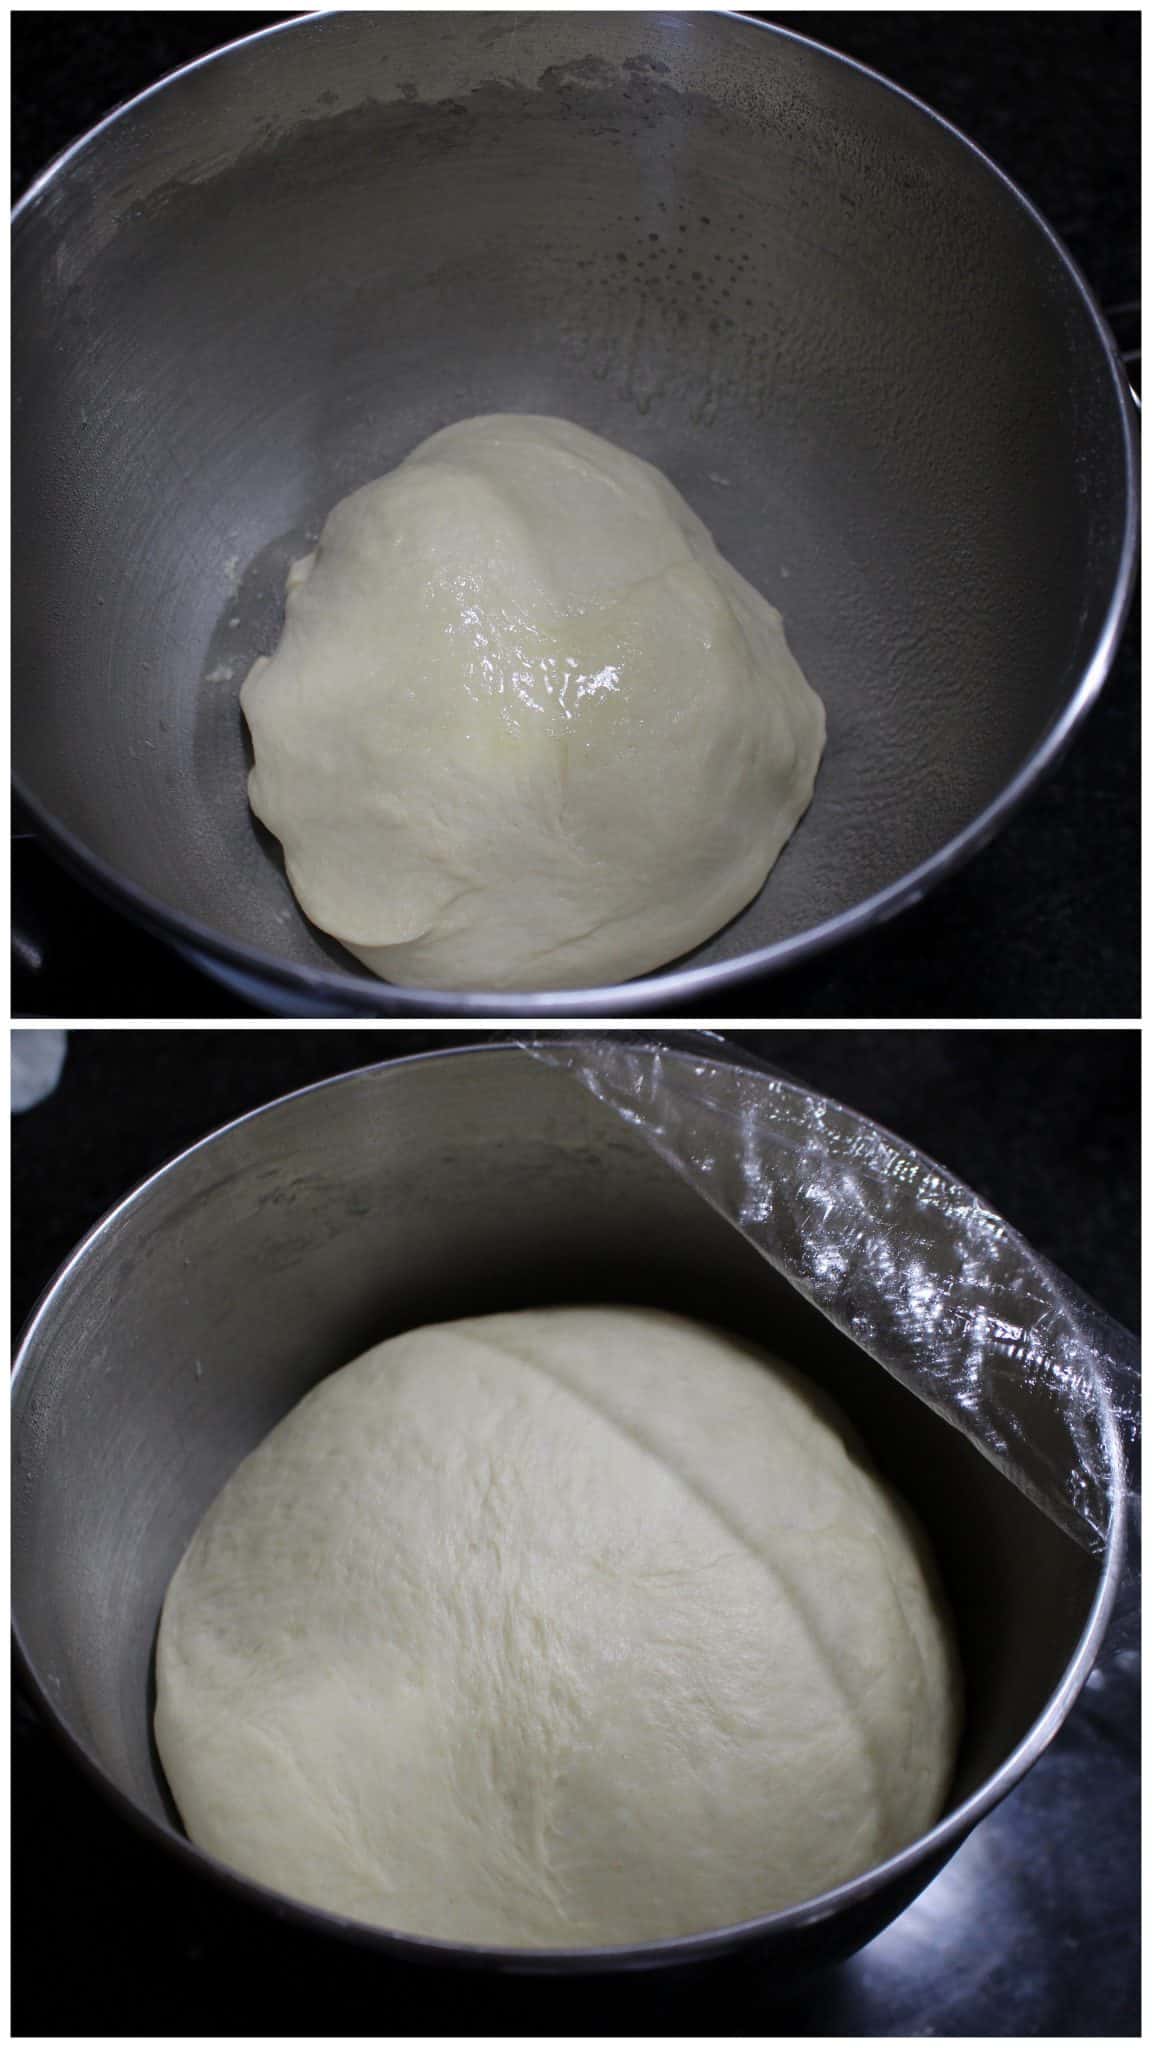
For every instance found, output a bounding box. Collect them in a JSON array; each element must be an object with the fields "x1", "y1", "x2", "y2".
[
  {"x1": 524, "y1": 1033, "x2": 1138, "y2": 1574},
  {"x1": 11, "y1": 1029, "x2": 67, "y2": 1113}
]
